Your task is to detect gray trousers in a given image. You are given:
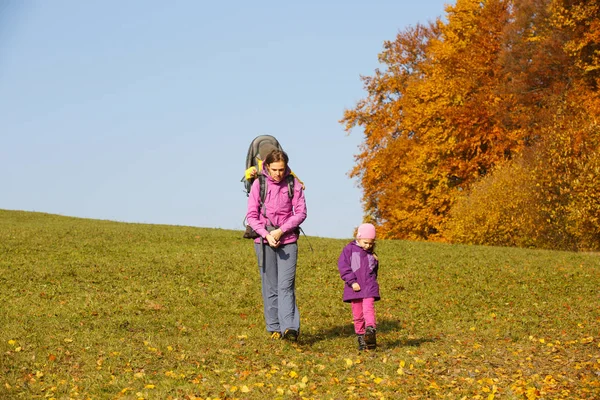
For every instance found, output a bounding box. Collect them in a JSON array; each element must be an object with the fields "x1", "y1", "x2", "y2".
[{"x1": 254, "y1": 242, "x2": 300, "y2": 334}]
